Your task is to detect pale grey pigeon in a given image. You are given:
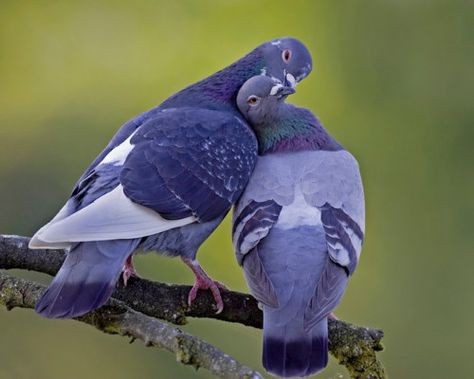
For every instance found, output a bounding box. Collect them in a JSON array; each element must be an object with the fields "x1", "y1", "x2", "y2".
[{"x1": 233, "y1": 76, "x2": 365, "y2": 377}]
